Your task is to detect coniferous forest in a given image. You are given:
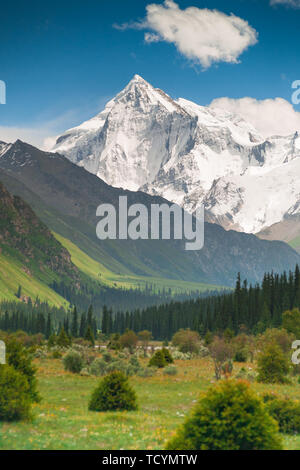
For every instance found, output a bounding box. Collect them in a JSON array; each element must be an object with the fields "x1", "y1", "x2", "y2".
[{"x1": 1, "y1": 265, "x2": 300, "y2": 341}]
